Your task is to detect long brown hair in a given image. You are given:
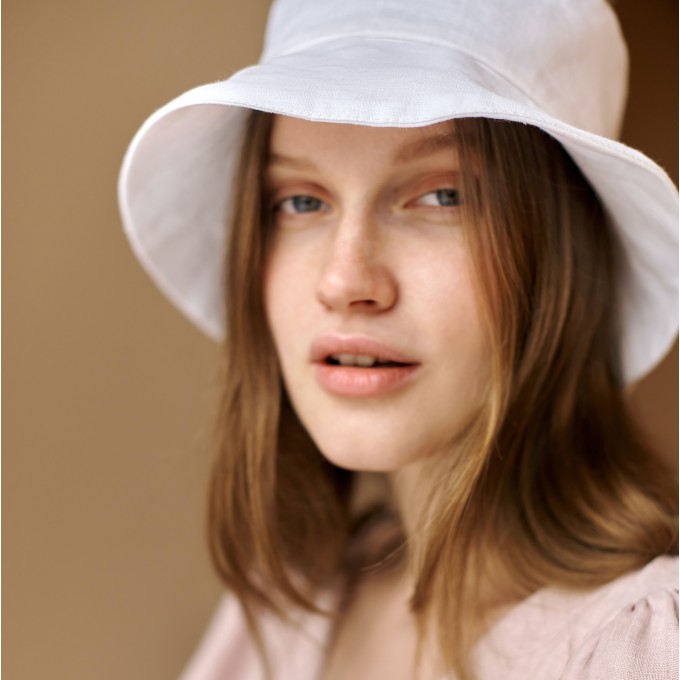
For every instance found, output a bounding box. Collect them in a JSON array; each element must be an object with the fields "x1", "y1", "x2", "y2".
[{"x1": 208, "y1": 110, "x2": 677, "y2": 679}]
